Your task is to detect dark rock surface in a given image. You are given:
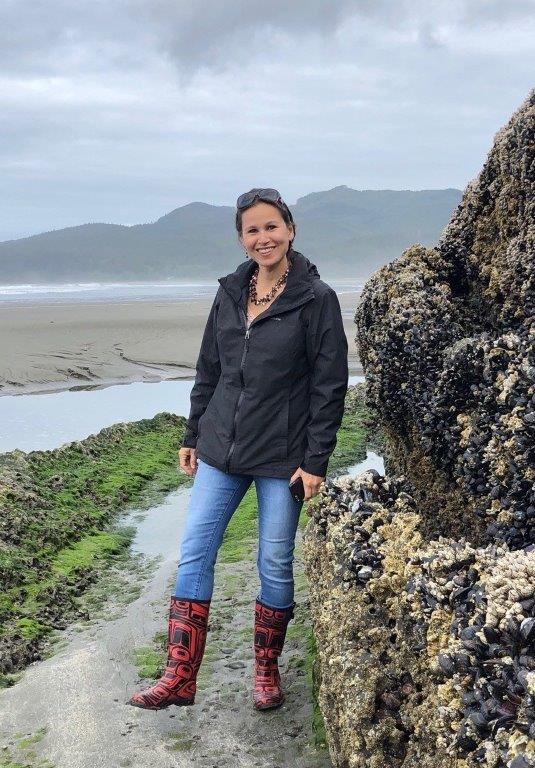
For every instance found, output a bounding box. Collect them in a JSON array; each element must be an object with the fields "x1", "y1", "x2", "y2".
[
  {"x1": 304, "y1": 92, "x2": 535, "y2": 768},
  {"x1": 356, "y1": 91, "x2": 534, "y2": 547}
]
